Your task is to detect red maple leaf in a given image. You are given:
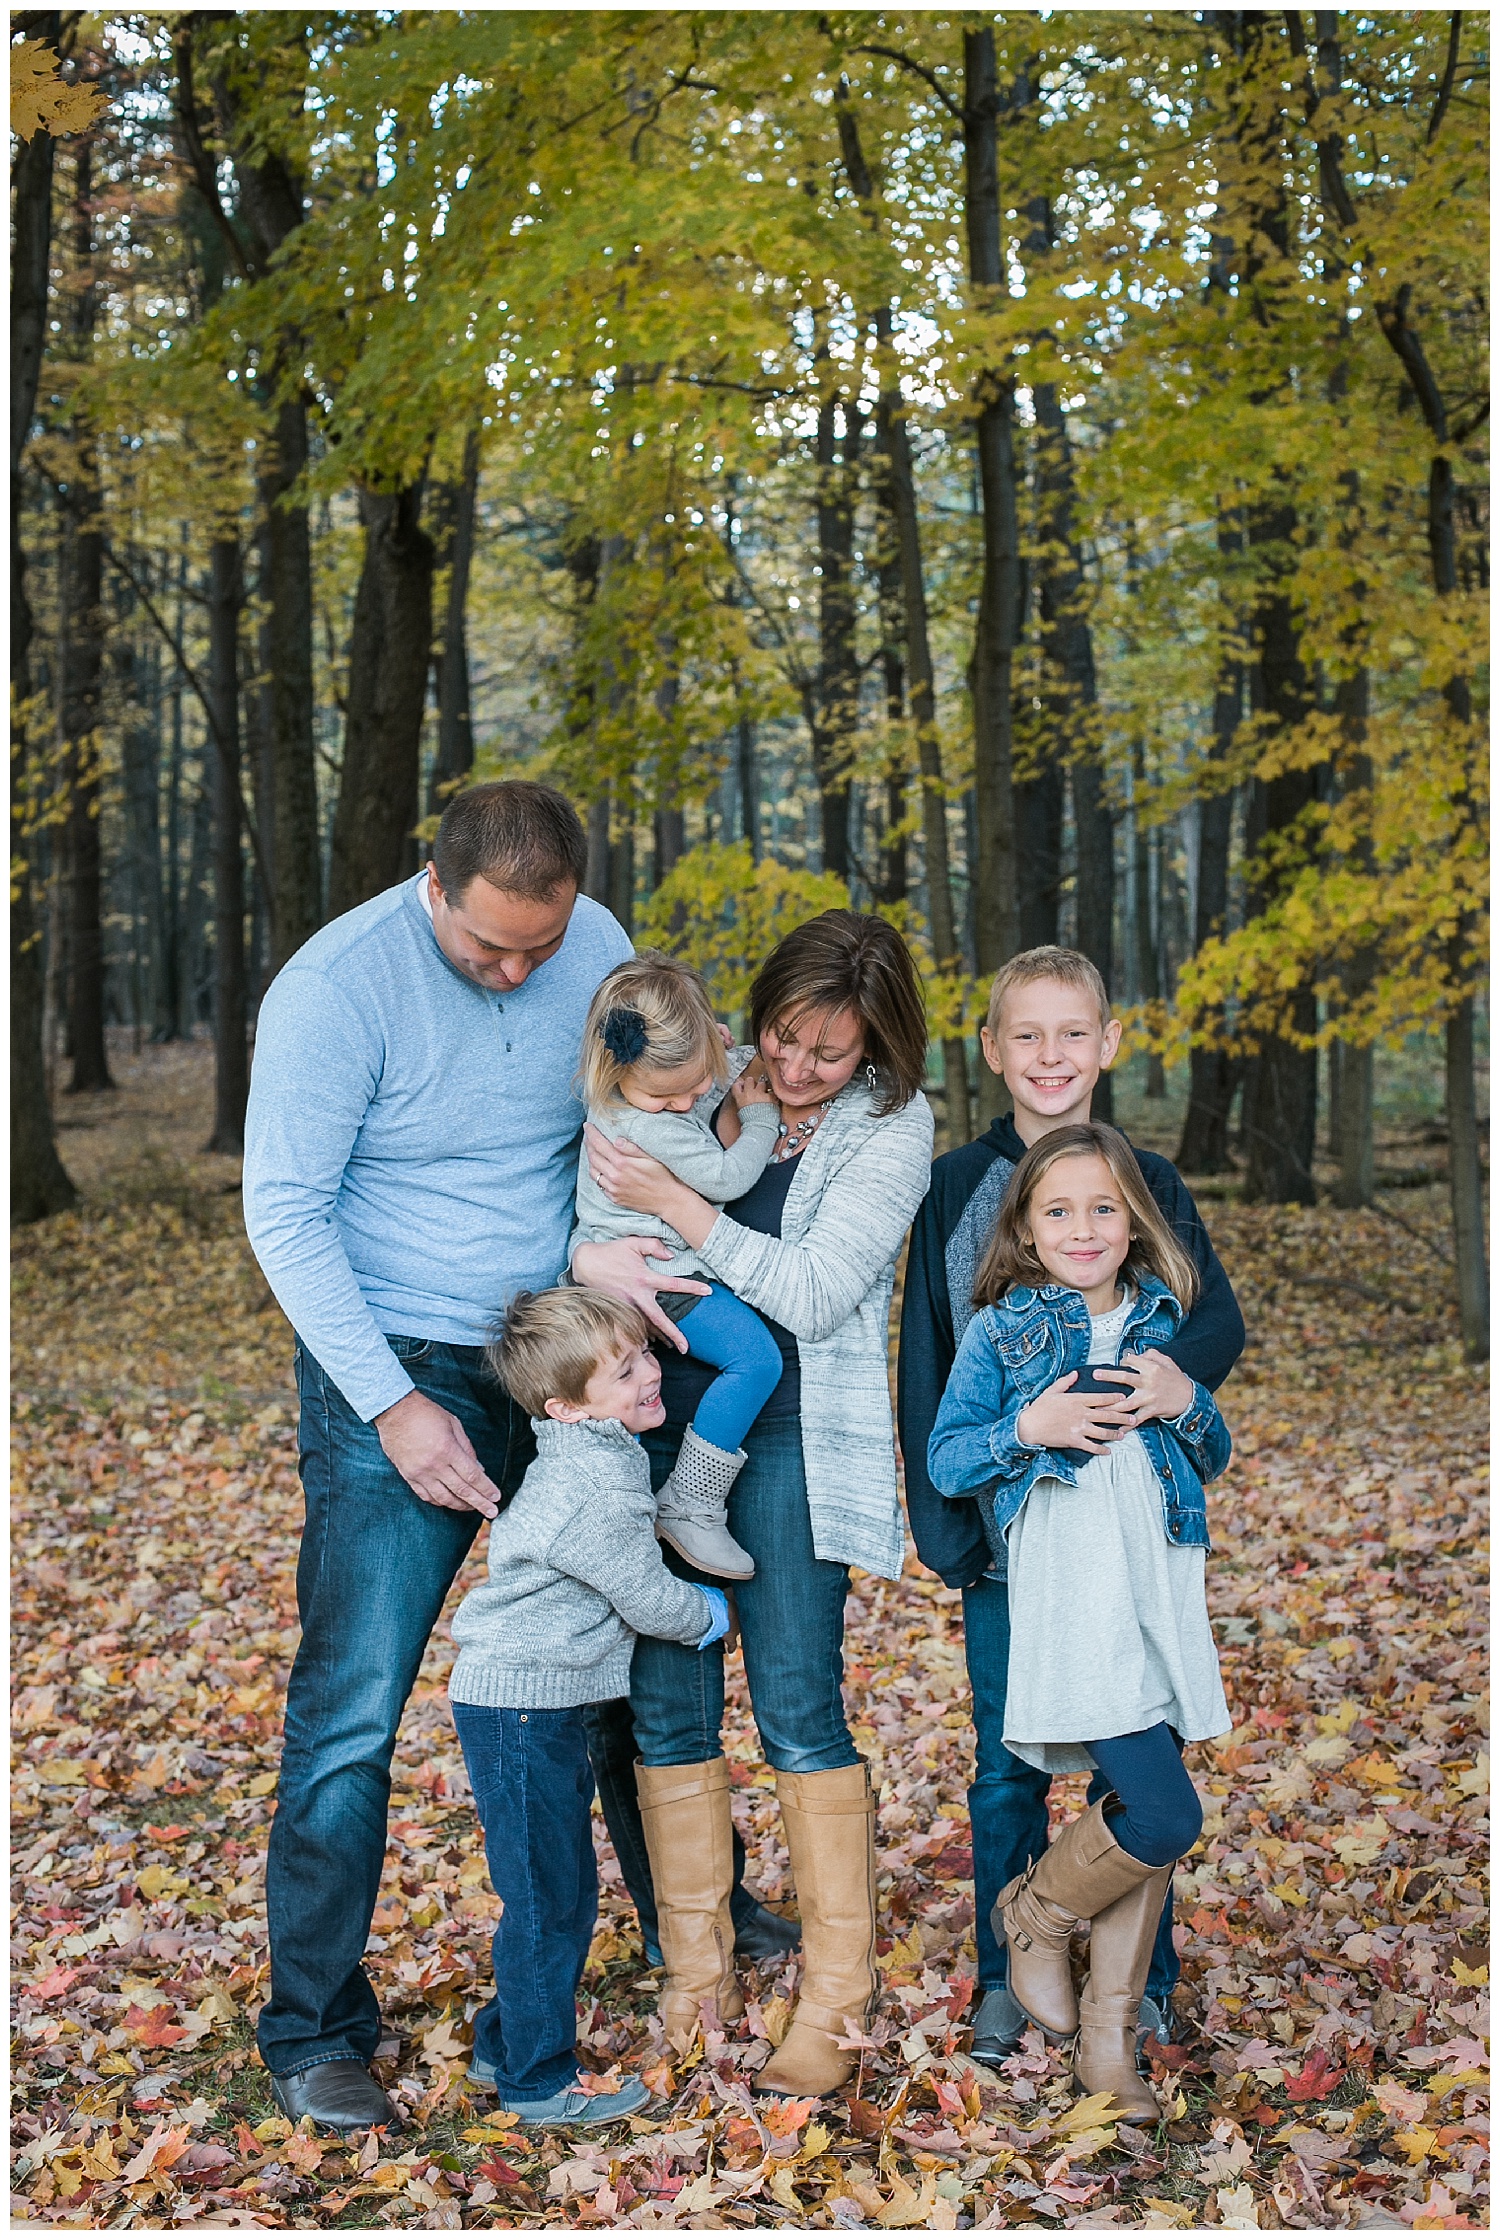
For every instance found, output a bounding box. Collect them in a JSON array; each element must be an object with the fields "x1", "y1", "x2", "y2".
[
  {"x1": 124, "y1": 2003, "x2": 188, "y2": 2048},
  {"x1": 31, "y1": 1965, "x2": 86, "y2": 2000},
  {"x1": 1285, "y1": 2045, "x2": 1347, "y2": 2101},
  {"x1": 477, "y1": 2153, "x2": 523, "y2": 2188}
]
